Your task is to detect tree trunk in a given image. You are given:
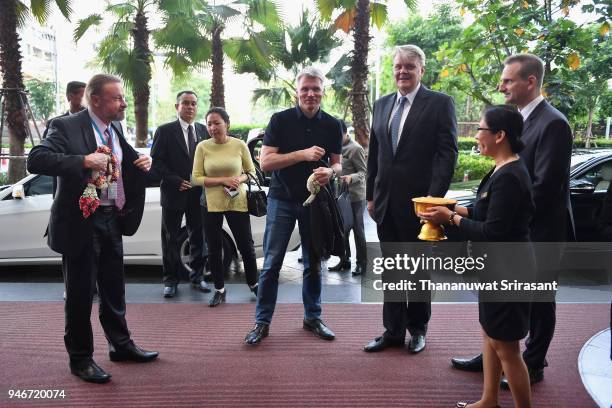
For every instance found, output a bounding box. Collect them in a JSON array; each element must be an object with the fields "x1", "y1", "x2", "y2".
[
  {"x1": 585, "y1": 106, "x2": 595, "y2": 149},
  {"x1": 0, "y1": 0, "x2": 28, "y2": 183},
  {"x1": 351, "y1": 0, "x2": 370, "y2": 148},
  {"x1": 210, "y1": 23, "x2": 225, "y2": 108},
  {"x1": 131, "y1": 8, "x2": 152, "y2": 148}
]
